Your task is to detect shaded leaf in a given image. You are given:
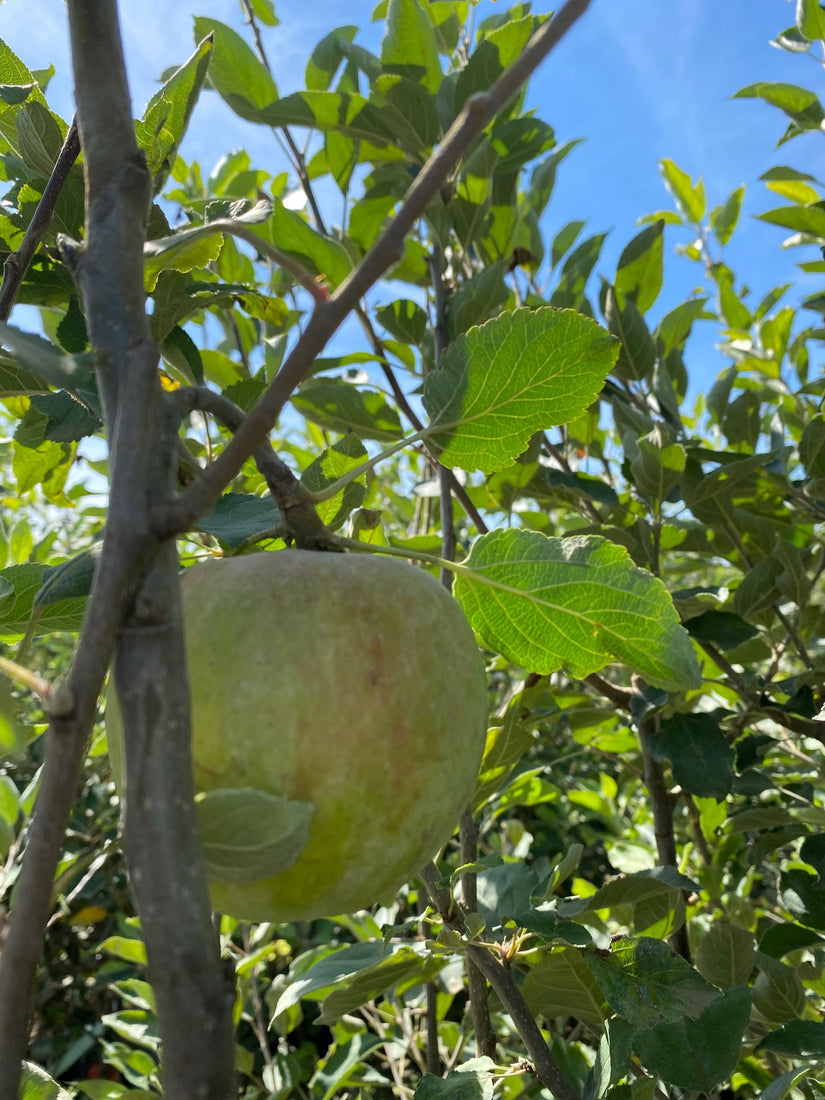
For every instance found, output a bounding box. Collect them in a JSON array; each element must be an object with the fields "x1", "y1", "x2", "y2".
[
  {"x1": 319, "y1": 944, "x2": 444, "y2": 1022},
  {"x1": 302, "y1": 434, "x2": 369, "y2": 530},
  {"x1": 196, "y1": 787, "x2": 313, "y2": 884},
  {"x1": 293, "y1": 378, "x2": 403, "y2": 442},
  {"x1": 196, "y1": 493, "x2": 283, "y2": 548},
  {"x1": 192, "y1": 17, "x2": 277, "y2": 121},
  {"x1": 650, "y1": 714, "x2": 735, "y2": 800},
  {"x1": 615, "y1": 220, "x2": 664, "y2": 313},
  {"x1": 521, "y1": 947, "x2": 607, "y2": 1026},
  {"x1": 695, "y1": 924, "x2": 755, "y2": 989},
  {"x1": 413, "y1": 1059, "x2": 495, "y2": 1100}
]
